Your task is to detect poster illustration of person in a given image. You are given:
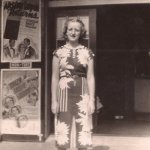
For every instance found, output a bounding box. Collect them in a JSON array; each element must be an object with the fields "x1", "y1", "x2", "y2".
[
  {"x1": 1, "y1": 69, "x2": 41, "y2": 135},
  {"x1": 1, "y1": 0, "x2": 41, "y2": 62}
]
